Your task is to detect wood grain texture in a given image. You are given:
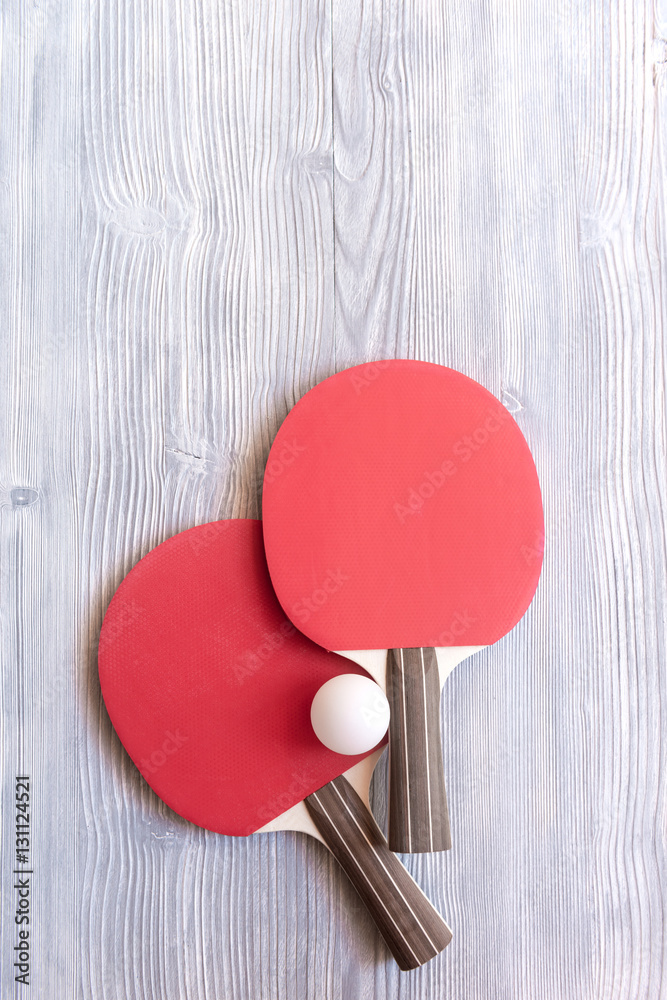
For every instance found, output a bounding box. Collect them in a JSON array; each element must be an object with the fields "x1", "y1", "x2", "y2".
[
  {"x1": 305, "y1": 775, "x2": 452, "y2": 970},
  {"x1": 386, "y1": 648, "x2": 452, "y2": 854},
  {"x1": 1, "y1": 0, "x2": 665, "y2": 998}
]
